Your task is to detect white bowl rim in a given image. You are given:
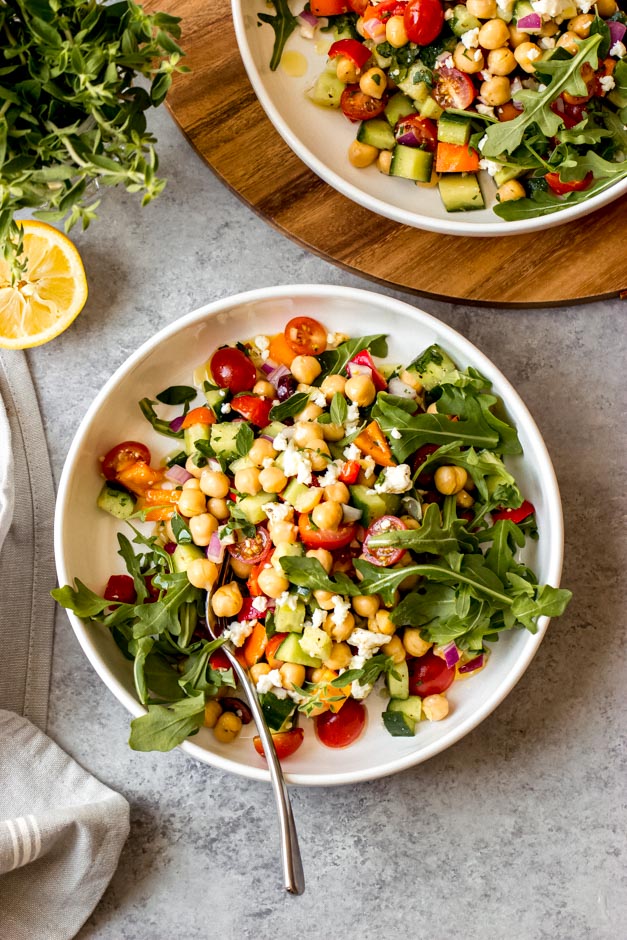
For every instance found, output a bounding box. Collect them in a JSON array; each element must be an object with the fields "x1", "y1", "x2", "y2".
[
  {"x1": 54, "y1": 284, "x2": 564, "y2": 786},
  {"x1": 231, "y1": 0, "x2": 627, "y2": 238}
]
